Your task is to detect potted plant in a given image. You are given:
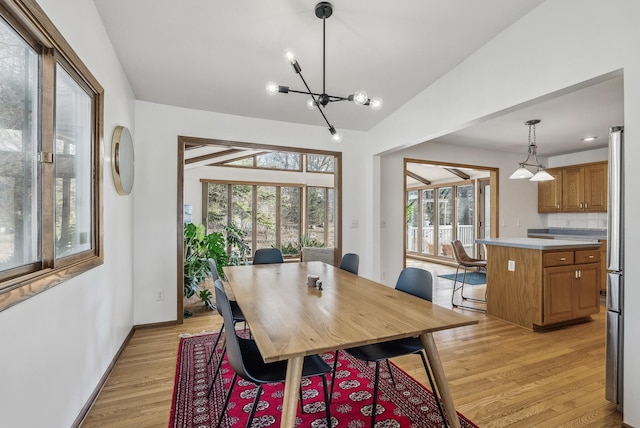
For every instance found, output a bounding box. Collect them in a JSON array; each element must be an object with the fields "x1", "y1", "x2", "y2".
[{"x1": 183, "y1": 223, "x2": 227, "y2": 315}]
